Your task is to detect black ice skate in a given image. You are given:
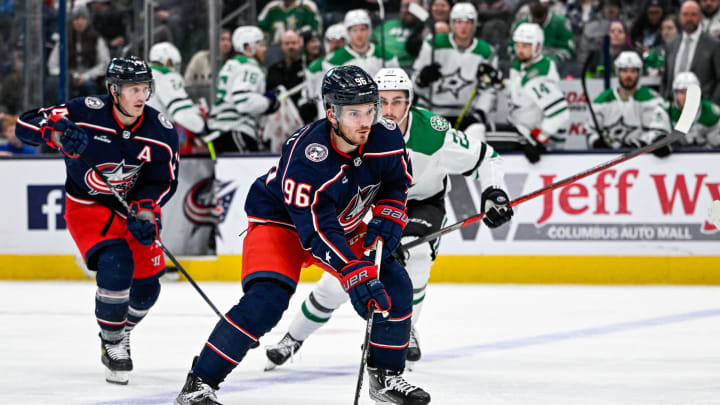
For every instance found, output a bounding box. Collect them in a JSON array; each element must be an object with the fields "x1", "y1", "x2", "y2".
[
  {"x1": 367, "y1": 367, "x2": 431, "y2": 404},
  {"x1": 406, "y1": 327, "x2": 422, "y2": 367},
  {"x1": 175, "y1": 370, "x2": 222, "y2": 405},
  {"x1": 100, "y1": 333, "x2": 133, "y2": 385},
  {"x1": 264, "y1": 332, "x2": 303, "y2": 371}
]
